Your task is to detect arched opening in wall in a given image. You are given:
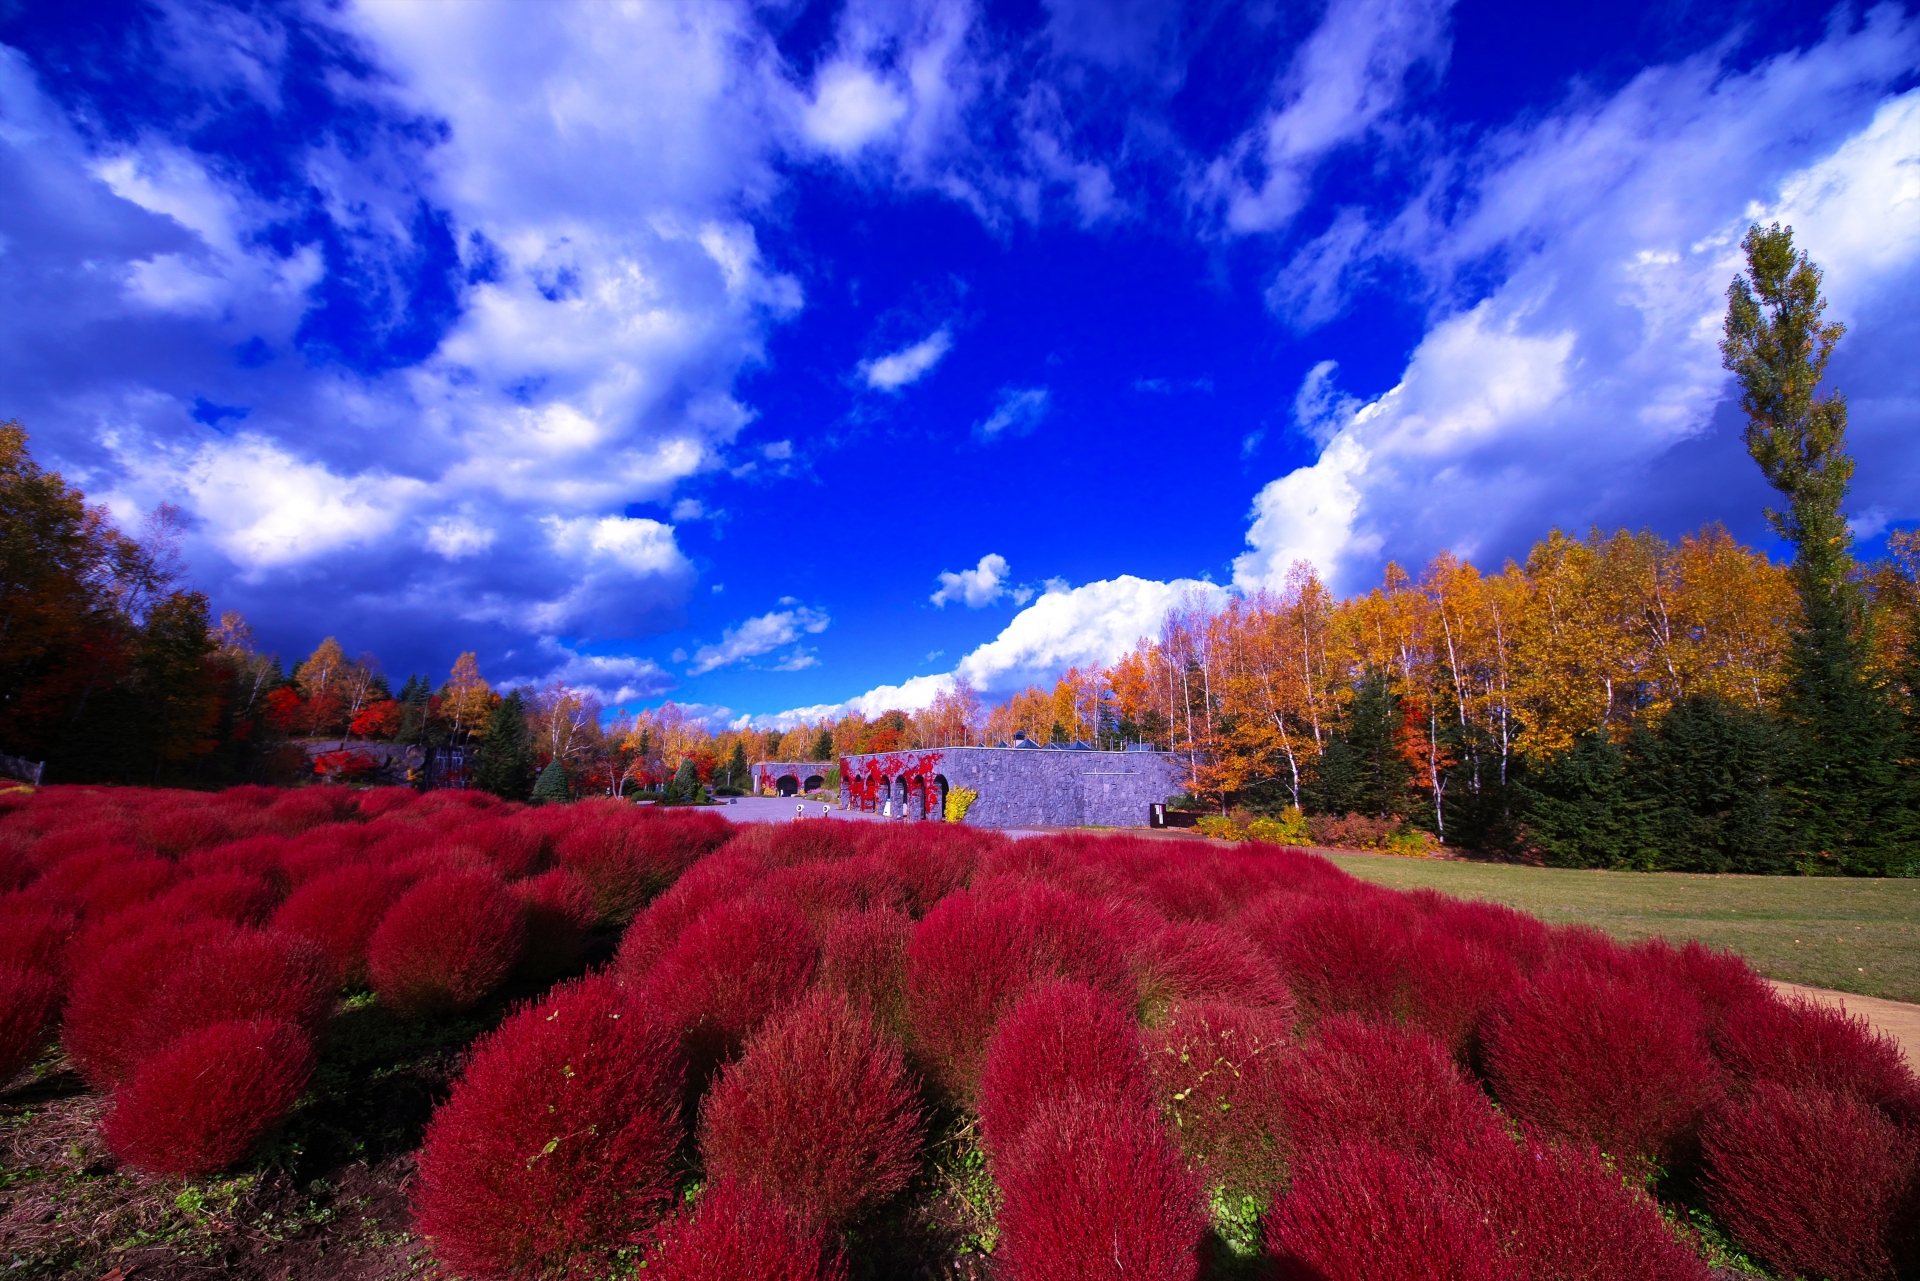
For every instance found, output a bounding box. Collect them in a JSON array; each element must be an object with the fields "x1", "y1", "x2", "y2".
[
  {"x1": 803, "y1": 775, "x2": 824, "y2": 793},
  {"x1": 933, "y1": 774, "x2": 949, "y2": 821},
  {"x1": 908, "y1": 775, "x2": 926, "y2": 820},
  {"x1": 776, "y1": 773, "x2": 799, "y2": 797},
  {"x1": 877, "y1": 776, "x2": 892, "y2": 813}
]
